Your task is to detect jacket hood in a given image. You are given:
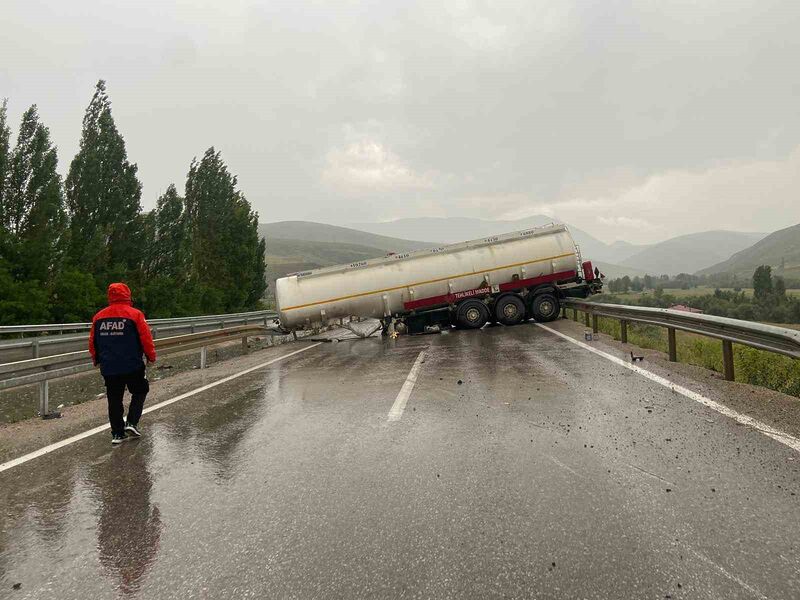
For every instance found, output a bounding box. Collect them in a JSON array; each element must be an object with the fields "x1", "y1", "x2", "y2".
[{"x1": 107, "y1": 283, "x2": 132, "y2": 304}]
